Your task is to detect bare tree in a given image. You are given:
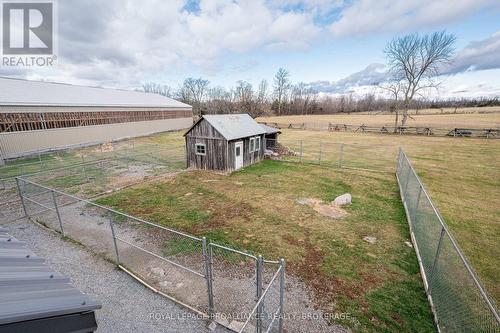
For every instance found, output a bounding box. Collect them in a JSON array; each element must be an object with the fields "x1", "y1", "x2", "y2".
[
  {"x1": 273, "y1": 68, "x2": 291, "y2": 115},
  {"x1": 379, "y1": 79, "x2": 404, "y2": 132},
  {"x1": 384, "y1": 31, "x2": 456, "y2": 126},
  {"x1": 182, "y1": 78, "x2": 210, "y2": 116},
  {"x1": 142, "y1": 82, "x2": 172, "y2": 97}
]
